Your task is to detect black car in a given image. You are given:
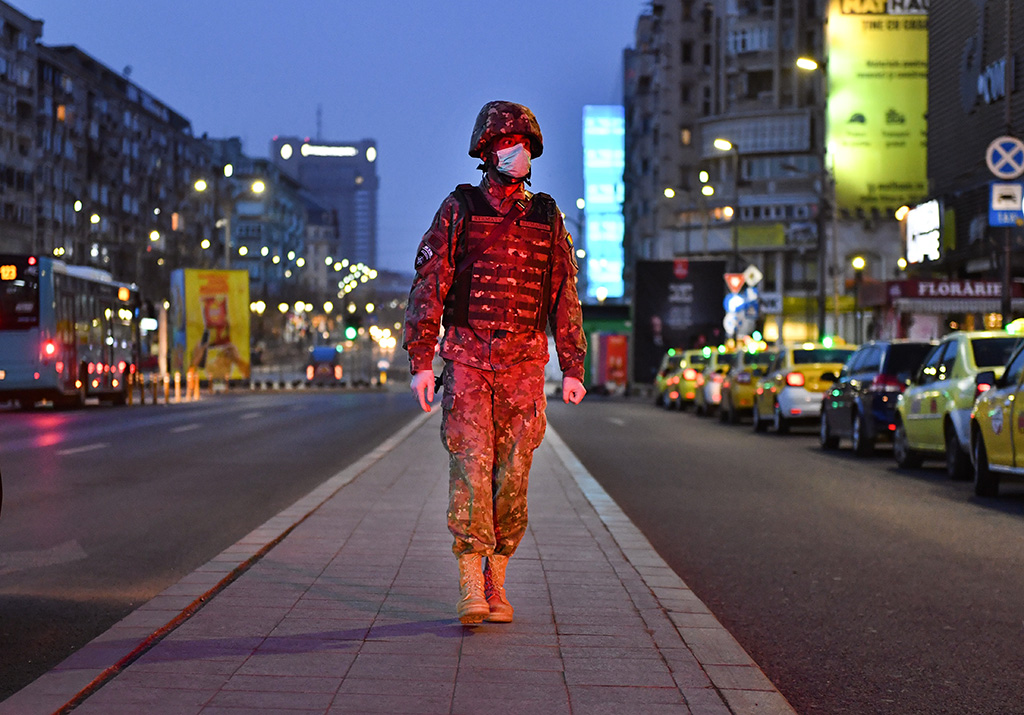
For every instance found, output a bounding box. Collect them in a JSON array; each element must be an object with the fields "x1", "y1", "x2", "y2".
[{"x1": 819, "y1": 339, "x2": 936, "y2": 456}]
